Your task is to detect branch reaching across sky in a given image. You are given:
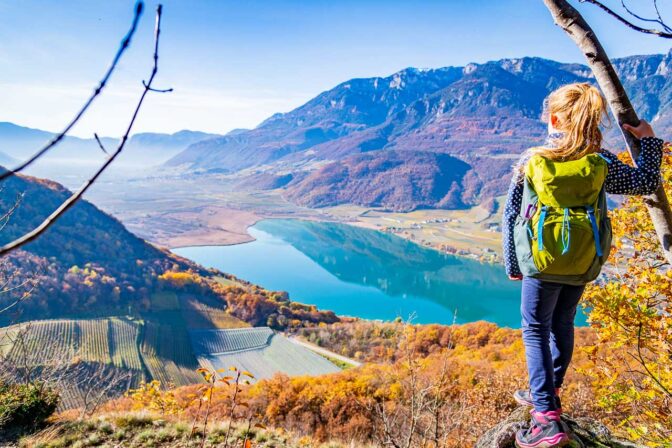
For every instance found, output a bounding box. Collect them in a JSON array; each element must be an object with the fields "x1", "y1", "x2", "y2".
[
  {"x1": 579, "y1": 0, "x2": 672, "y2": 38},
  {"x1": 0, "y1": 4, "x2": 170, "y2": 257},
  {"x1": 0, "y1": 2, "x2": 144, "y2": 182}
]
